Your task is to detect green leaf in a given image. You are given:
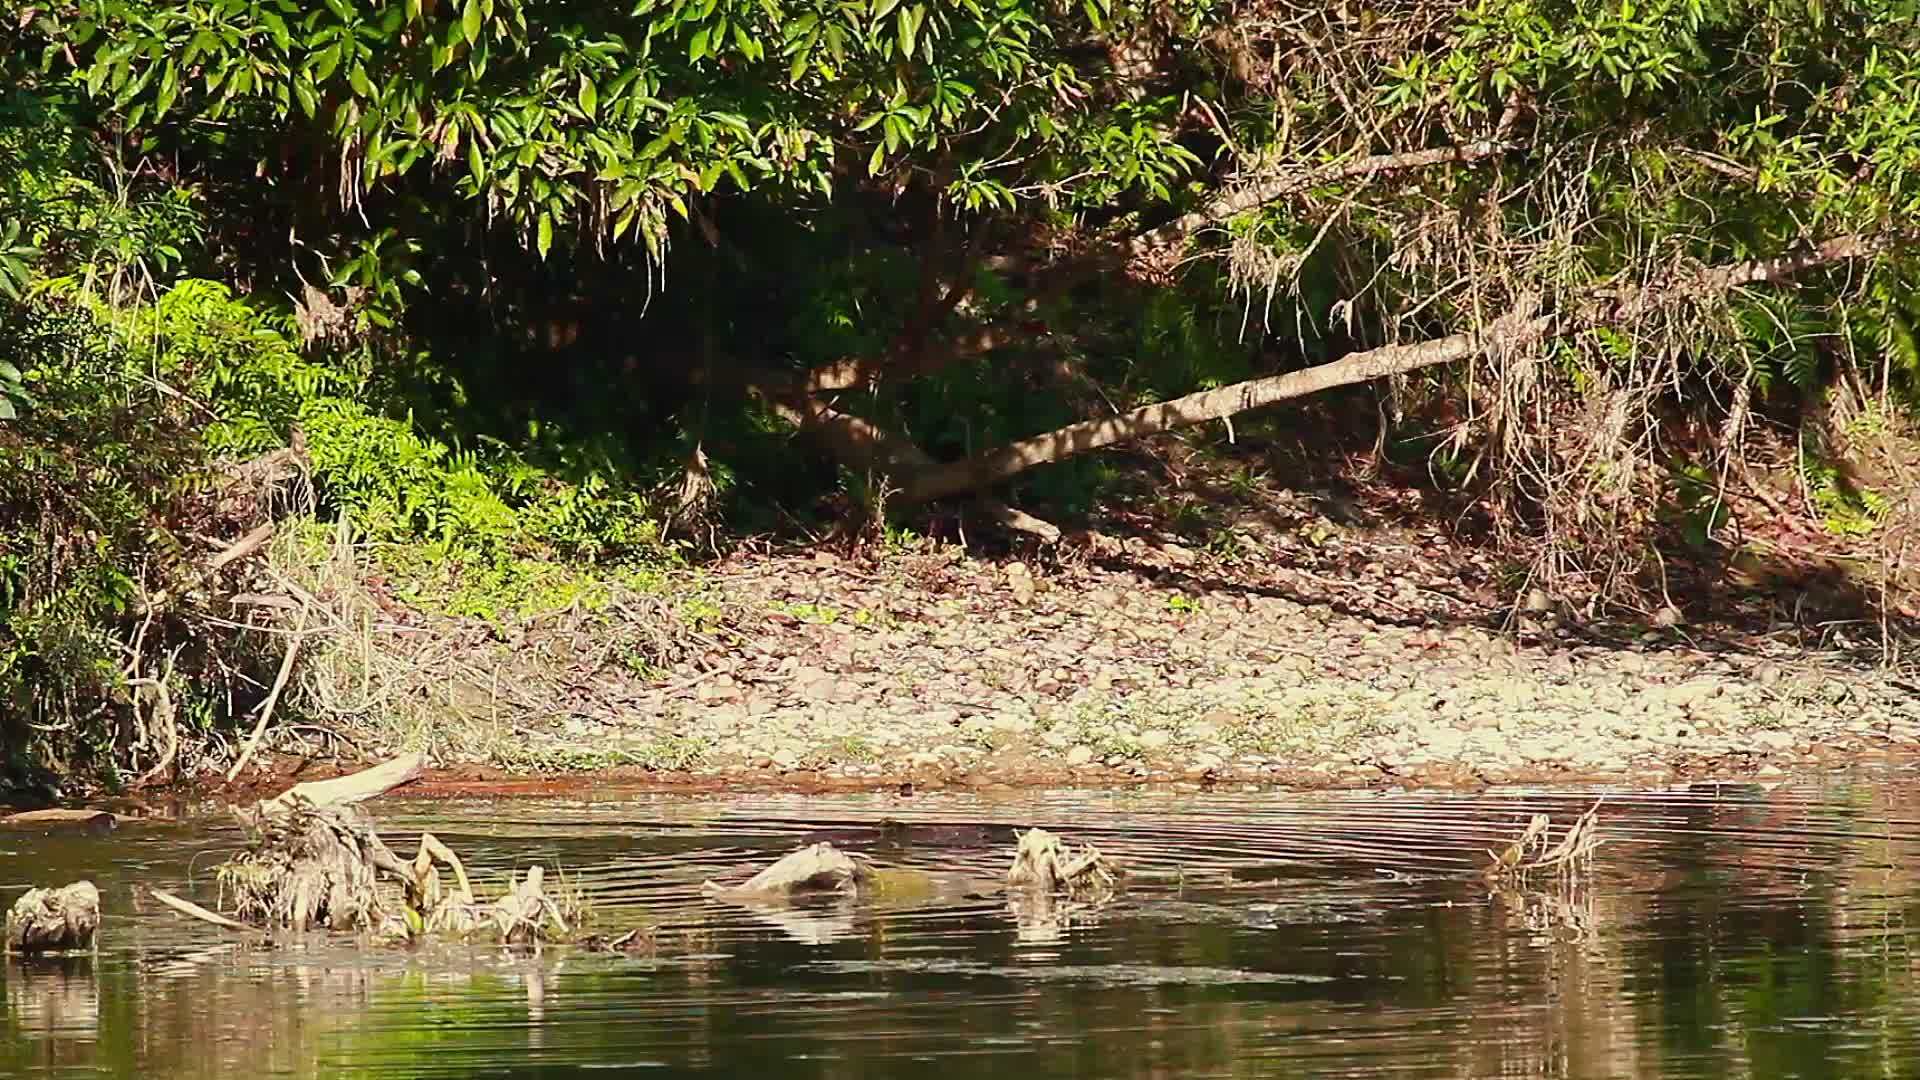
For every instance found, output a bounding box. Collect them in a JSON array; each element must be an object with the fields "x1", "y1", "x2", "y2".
[
  {"x1": 578, "y1": 76, "x2": 598, "y2": 118},
  {"x1": 868, "y1": 142, "x2": 886, "y2": 176},
  {"x1": 537, "y1": 212, "x2": 554, "y2": 258},
  {"x1": 348, "y1": 63, "x2": 373, "y2": 98},
  {"x1": 898, "y1": 5, "x2": 922, "y2": 57},
  {"x1": 294, "y1": 77, "x2": 319, "y2": 117},
  {"x1": 689, "y1": 27, "x2": 710, "y2": 62},
  {"x1": 467, "y1": 139, "x2": 487, "y2": 184},
  {"x1": 462, "y1": 0, "x2": 483, "y2": 45},
  {"x1": 311, "y1": 44, "x2": 341, "y2": 83},
  {"x1": 155, "y1": 61, "x2": 179, "y2": 117}
]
